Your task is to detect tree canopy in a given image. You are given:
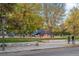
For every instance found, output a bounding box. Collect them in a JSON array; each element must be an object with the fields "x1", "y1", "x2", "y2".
[
  {"x1": 64, "y1": 6, "x2": 79, "y2": 35},
  {"x1": 0, "y1": 3, "x2": 67, "y2": 36}
]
